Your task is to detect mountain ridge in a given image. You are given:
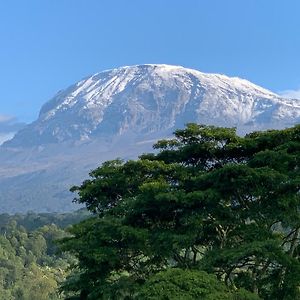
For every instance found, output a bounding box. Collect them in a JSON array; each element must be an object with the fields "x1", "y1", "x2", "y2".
[
  {"x1": 4, "y1": 64, "x2": 299, "y2": 148},
  {"x1": 1, "y1": 64, "x2": 299, "y2": 213}
]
